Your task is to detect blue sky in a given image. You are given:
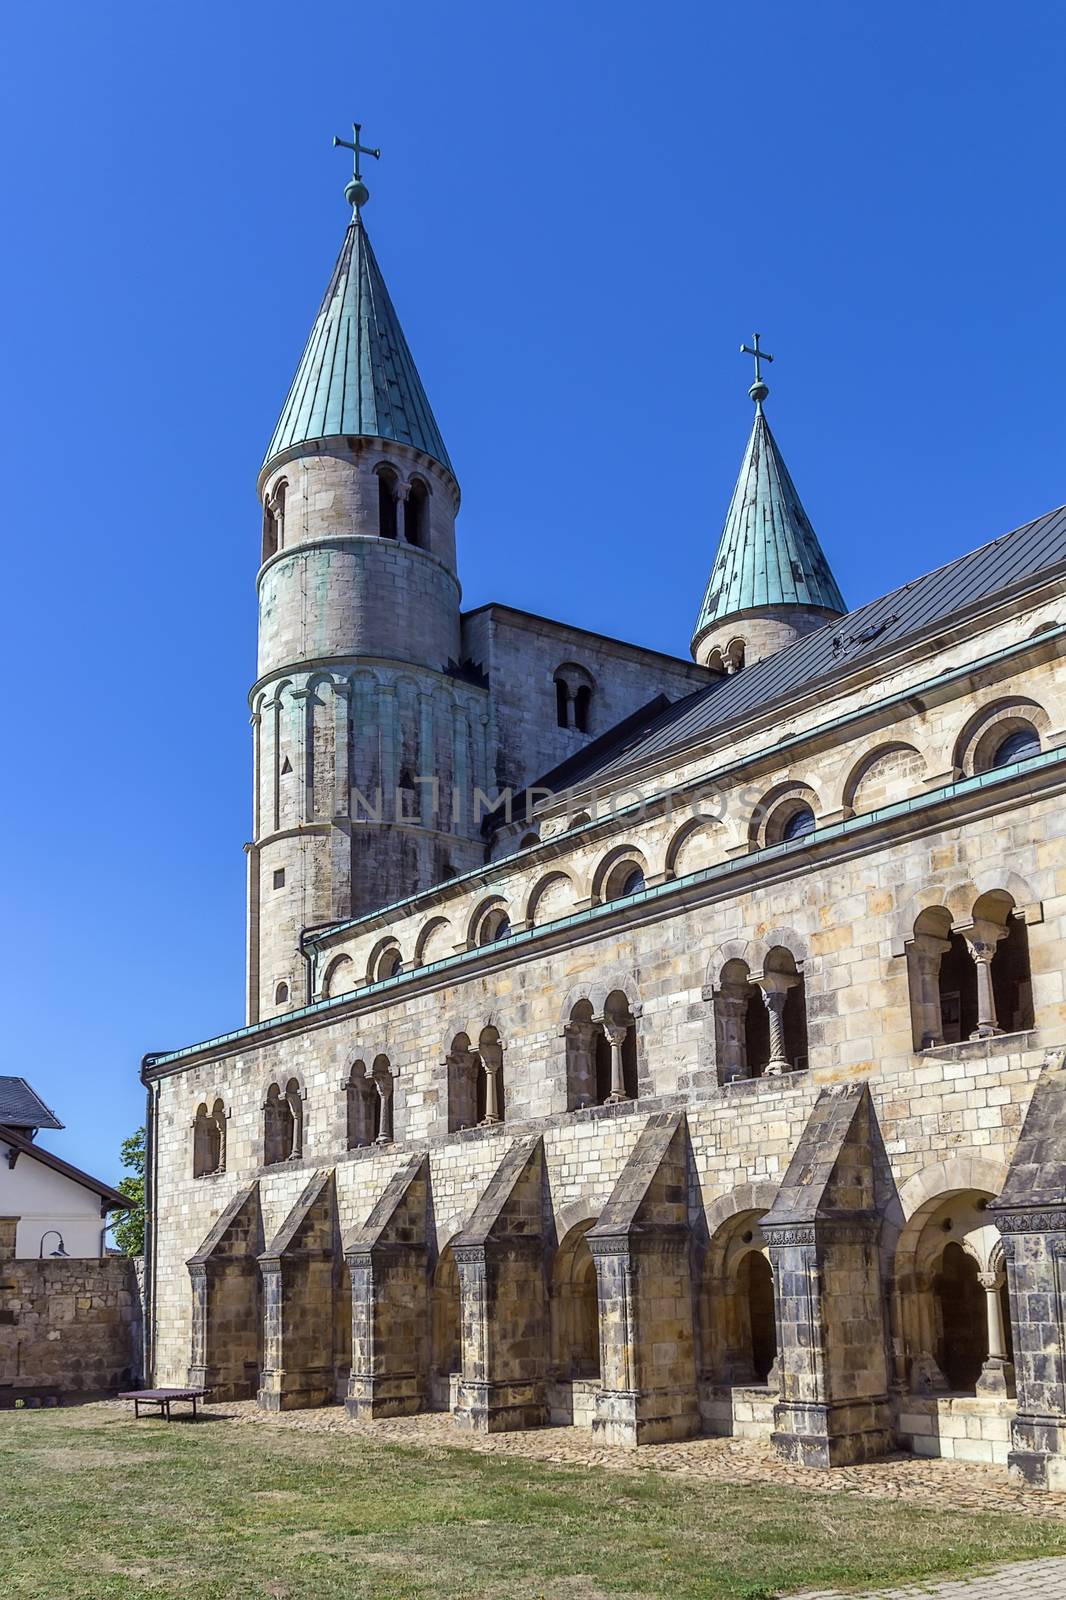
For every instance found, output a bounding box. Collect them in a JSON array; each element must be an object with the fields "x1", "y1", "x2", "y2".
[{"x1": 1, "y1": 2, "x2": 1063, "y2": 1183}]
